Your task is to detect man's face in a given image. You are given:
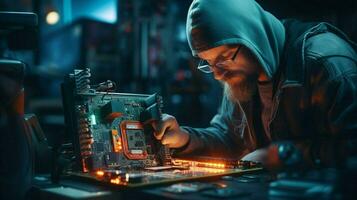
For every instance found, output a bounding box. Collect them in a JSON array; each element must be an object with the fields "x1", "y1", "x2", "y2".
[{"x1": 197, "y1": 45, "x2": 265, "y2": 102}]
